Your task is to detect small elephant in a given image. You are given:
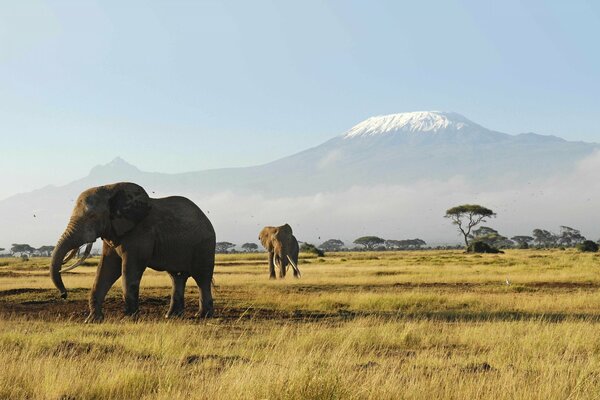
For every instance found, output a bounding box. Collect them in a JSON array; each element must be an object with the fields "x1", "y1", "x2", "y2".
[
  {"x1": 50, "y1": 182, "x2": 216, "y2": 322},
  {"x1": 259, "y1": 224, "x2": 300, "y2": 279}
]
